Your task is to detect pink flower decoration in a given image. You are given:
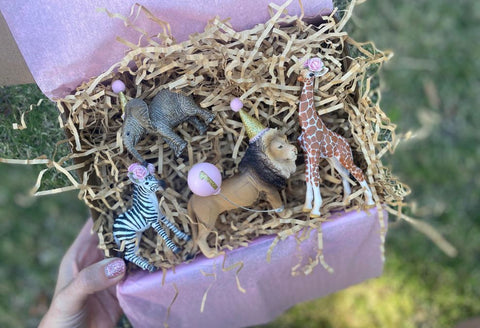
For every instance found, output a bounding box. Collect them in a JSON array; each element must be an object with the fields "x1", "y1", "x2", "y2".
[
  {"x1": 304, "y1": 57, "x2": 325, "y2": 72},
  {"x1": 128, "y1": 163, "x2": 155, "y2": 182}
]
